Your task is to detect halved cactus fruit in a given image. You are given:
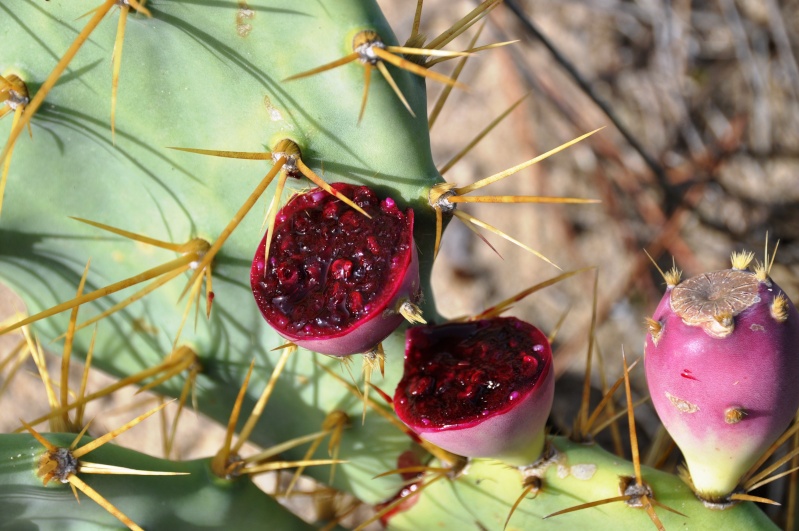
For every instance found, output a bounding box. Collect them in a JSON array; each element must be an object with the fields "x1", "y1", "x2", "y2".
[
  {"x1": 395, "y1": 317, "x2": 553, "y2": 466},
  {"x1": 251, "y1": 183, "x2": 420, "y2": 356}
]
